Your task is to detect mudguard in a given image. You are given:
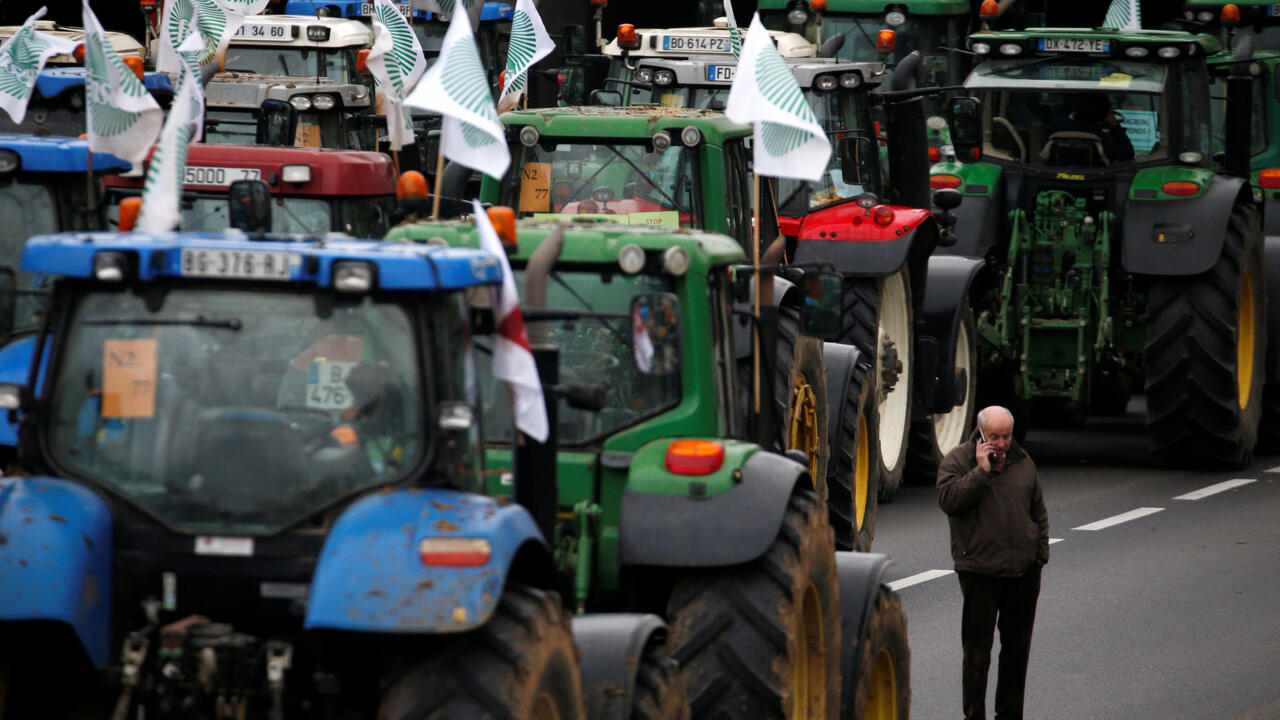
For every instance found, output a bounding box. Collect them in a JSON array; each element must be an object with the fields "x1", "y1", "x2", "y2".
[
  {"x1": 619, "y1": 450, "x2": 811, "y2": 567},
  {"x1": 918, "y1": 256, "x2": 985, "y2": 414},
  {"x1": 305, "y1": 488, "x2": 550, "y2": 634},
  {"x1": 572, "y1": 613, "x2": 669, "y2": 720},
  {"x1": 733, "y1": 275, "x2": 800, "y2": 360},
  {"x1": 0, "y1": 335, "x2": 43, "y2": 448},
  {"x1": 1265, "y1": 235, "x2": 1280, "y2": 380},
  {"x1": 822, "y1": 340, "x2": 867, "y2": 452},
  {"x1": 0, "y1": 477, "x2": 113, "y2": 667},
  {"x1": 1264, "y1": 199, "x2": 1280, "y2": 238},
  {"x1": 793, "y1": 206, "x2": 937, "y2": 279},
  {"x1": 1121, "y1": 175, "x2": 1251, "y2": 276},
  {"x1": 834, "y1": 551, "x2": 894, "y2": 709}
]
